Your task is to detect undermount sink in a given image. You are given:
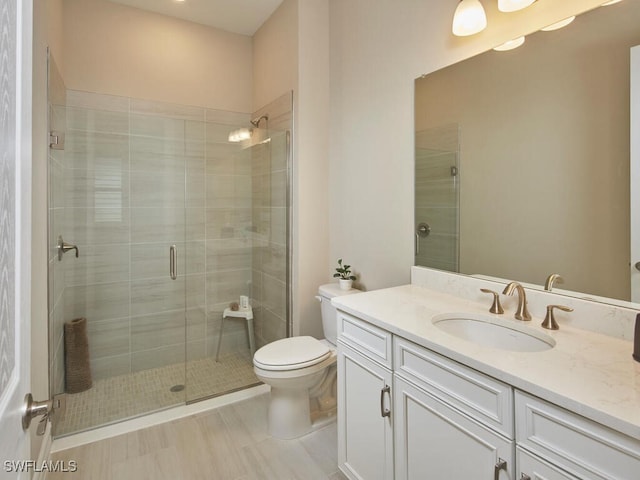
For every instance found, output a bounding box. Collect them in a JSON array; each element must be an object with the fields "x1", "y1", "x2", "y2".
[{"x1": 431, "y1": 312, "x2": 556, "y2": 352}]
